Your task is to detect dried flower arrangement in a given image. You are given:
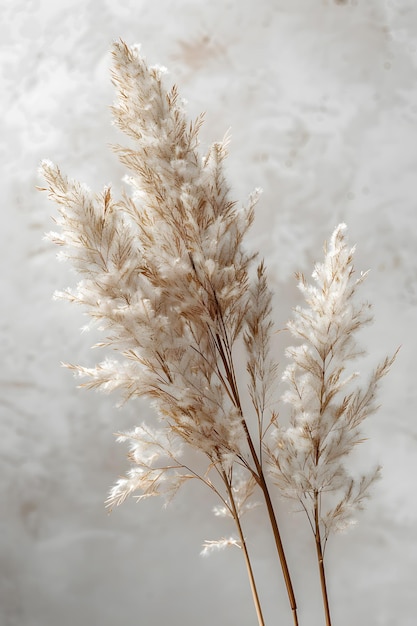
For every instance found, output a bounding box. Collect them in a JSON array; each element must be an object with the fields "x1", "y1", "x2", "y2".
[{"x1": 40, "y1": 41, "x2": 396, "y2": 626}]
